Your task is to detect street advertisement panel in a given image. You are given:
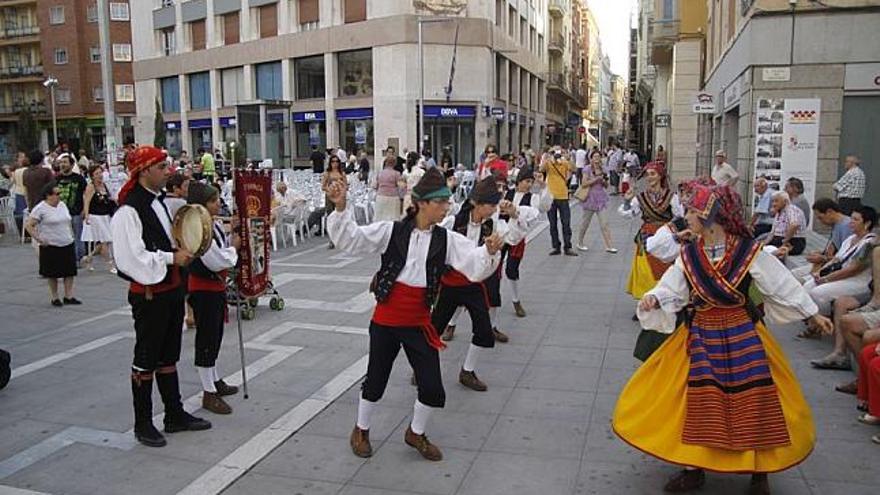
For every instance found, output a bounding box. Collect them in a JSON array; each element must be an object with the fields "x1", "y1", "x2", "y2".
[{"x1": 753, "y1": 98, "x2": 821, "y2": 218}]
